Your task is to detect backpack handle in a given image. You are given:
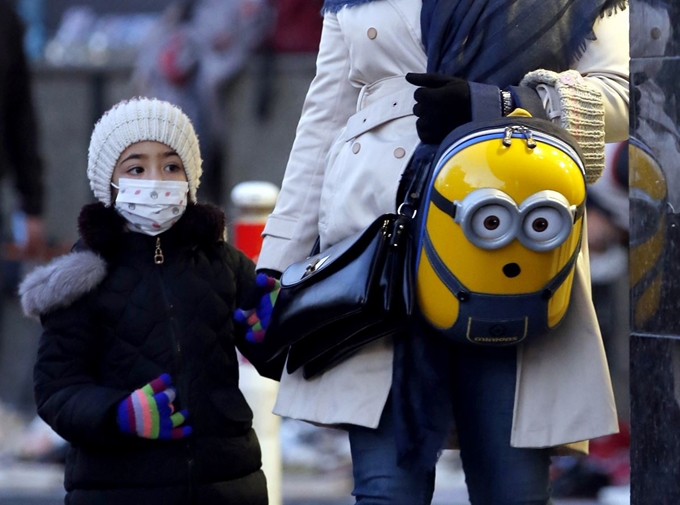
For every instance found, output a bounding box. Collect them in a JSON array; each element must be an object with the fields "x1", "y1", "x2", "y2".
[{"x1": 468, "y1": 82, "x2": 504, "y2": 122}]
